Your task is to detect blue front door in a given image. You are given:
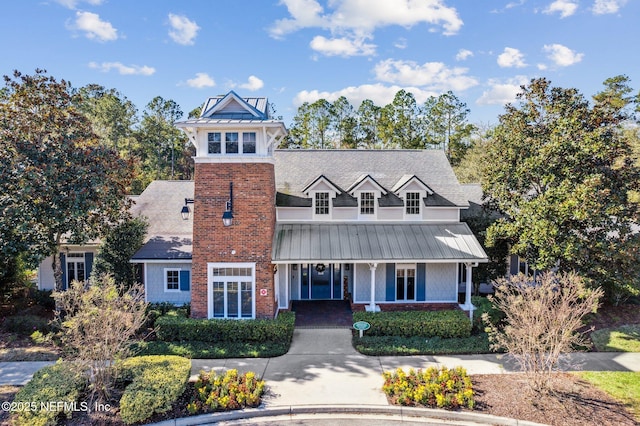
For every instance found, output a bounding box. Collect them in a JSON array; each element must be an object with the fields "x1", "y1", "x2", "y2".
[{"x1": 311, "y1": 264, "x2": 331, "y2": 299}]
